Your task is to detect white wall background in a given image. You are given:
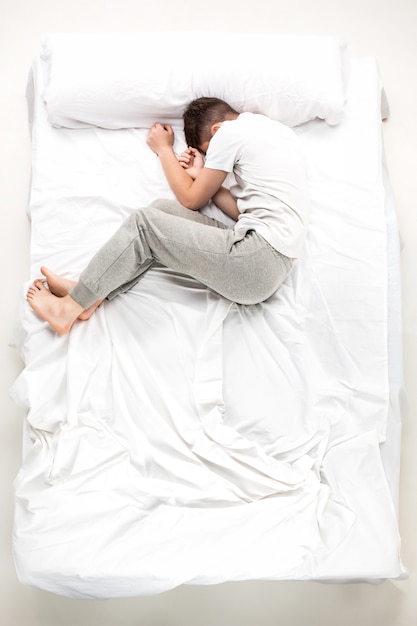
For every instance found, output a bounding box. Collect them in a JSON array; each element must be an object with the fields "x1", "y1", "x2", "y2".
[{"x1": 1, "y1": 1, "x2": 416, "y2": 624}]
